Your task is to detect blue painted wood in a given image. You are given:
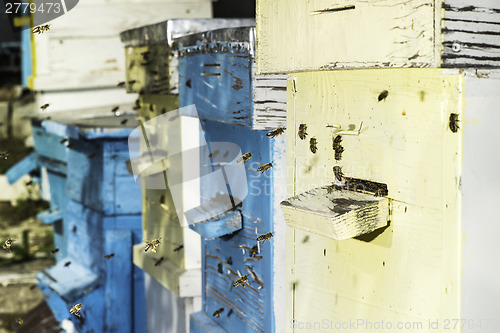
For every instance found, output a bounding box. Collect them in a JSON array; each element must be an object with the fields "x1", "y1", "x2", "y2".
[
  {"x1": 189, "y1": 210, "x2": 242, "y2": 239},
  {"x1": 36, "y1": 260, "x2": 100, "y2": 321},
  {"x1": 104, "y1": 229, "x2": 133, "y2": 333},
  {"x1": 38, "y1": 200, "x2": 144, "y2": 332},
  {"x1": 65, "y1": 139, "x2": 142, "y2": 215},
  {"x1": 178, "y1": 28, "x2": 255, "y2": 127},
  {"x1": 36, "y1": 209, "x2": 63, "y2": 224},
  {"x1": 6, "y1": 152, "x2": 38, "y2": 184},
  {"x1": 191, "y1": 311, "x2": 229, "y2": 333},
  {"x1": 21, "y1": 28, "x2": 32, "y2": 87},
  {"x1": 178, "y1": 26, "x2": 282, "y2": 333},
  {"x1": 32, "y1": 121, "x2": 68, "y2": 164}
]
